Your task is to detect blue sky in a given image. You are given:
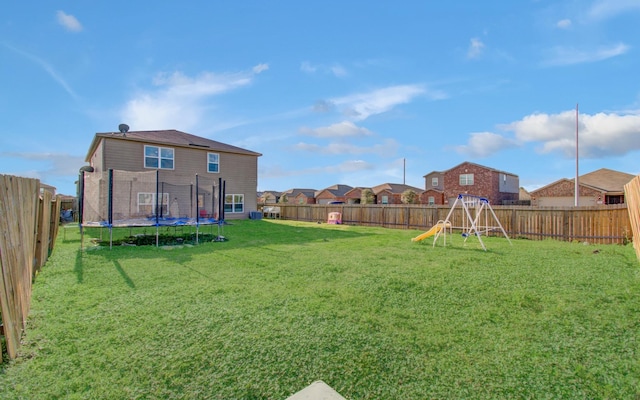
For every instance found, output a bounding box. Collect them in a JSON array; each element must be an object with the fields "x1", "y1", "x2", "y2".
[{"x1": 2, "y1": 1, "x2": 639, "y2": 196}]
